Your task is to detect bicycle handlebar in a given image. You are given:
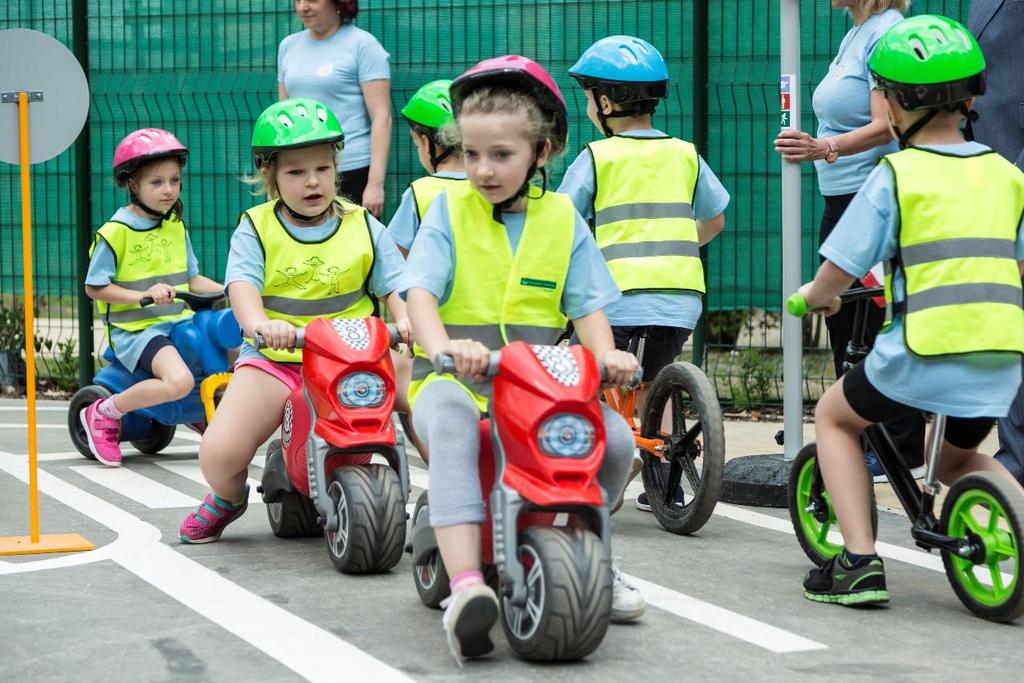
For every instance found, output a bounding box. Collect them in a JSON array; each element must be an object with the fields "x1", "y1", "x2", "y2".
[{"x1": 786, "y1": 286, "x2": 885, "y2": 318}]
